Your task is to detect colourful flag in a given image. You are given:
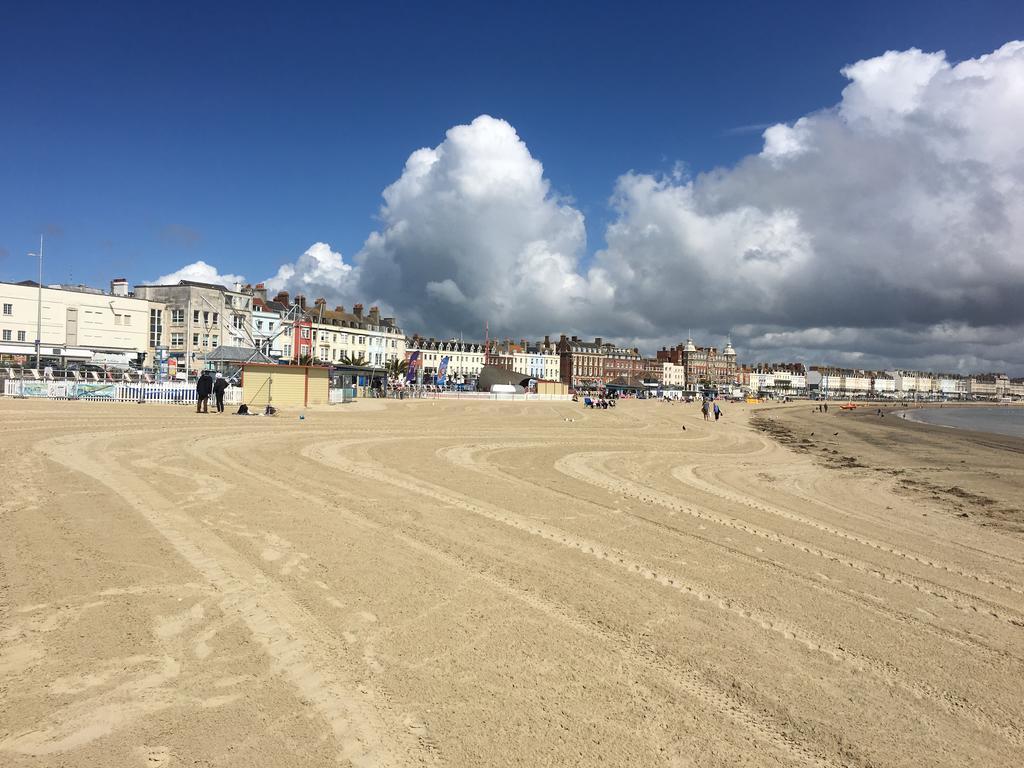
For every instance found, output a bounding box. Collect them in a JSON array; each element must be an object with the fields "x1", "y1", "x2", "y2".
[
  {"x1": 437, "y1": 355, "x2": 450, "y2": 386},
  {"x1": 406, "y1": 351, "x2": 420, "y2": 383}
]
